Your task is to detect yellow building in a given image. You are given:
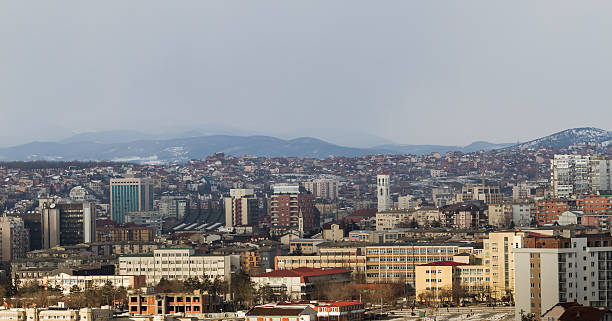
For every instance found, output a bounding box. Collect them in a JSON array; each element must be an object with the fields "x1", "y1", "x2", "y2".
[
  {"x1": 482, "y1": 231, "x2": 527, "y2": 300},
  {"x1": 415, "y1": 262, "x2": 459, "y2": 303},
  {"x1": 415, "y1": 261, "x2": 489, "y2": 303}
]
